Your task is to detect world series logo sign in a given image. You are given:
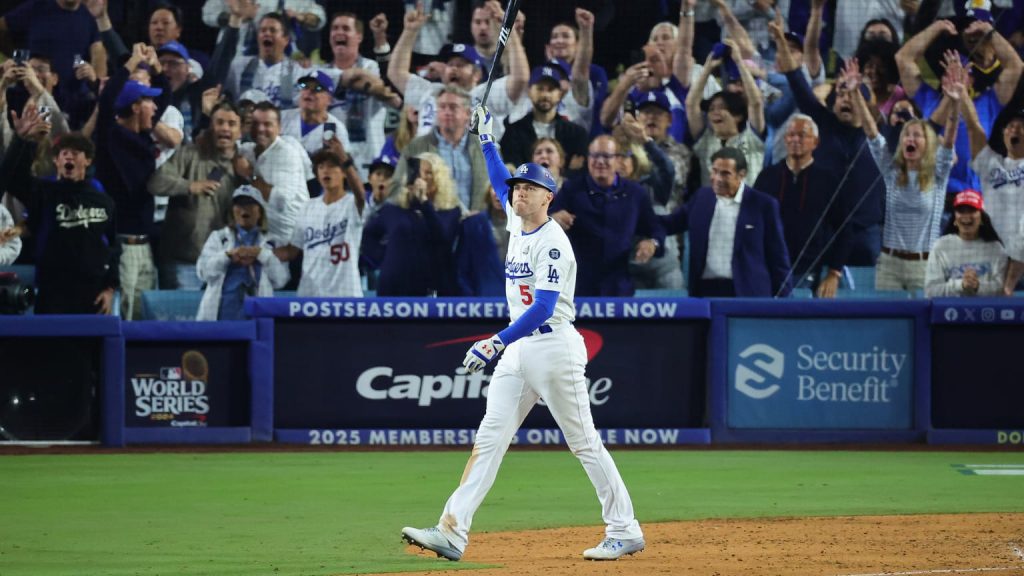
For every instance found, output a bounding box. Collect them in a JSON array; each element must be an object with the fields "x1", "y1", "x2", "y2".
[{"x1": 128, "y1": 350, "x2": 211, "y2": 427}]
